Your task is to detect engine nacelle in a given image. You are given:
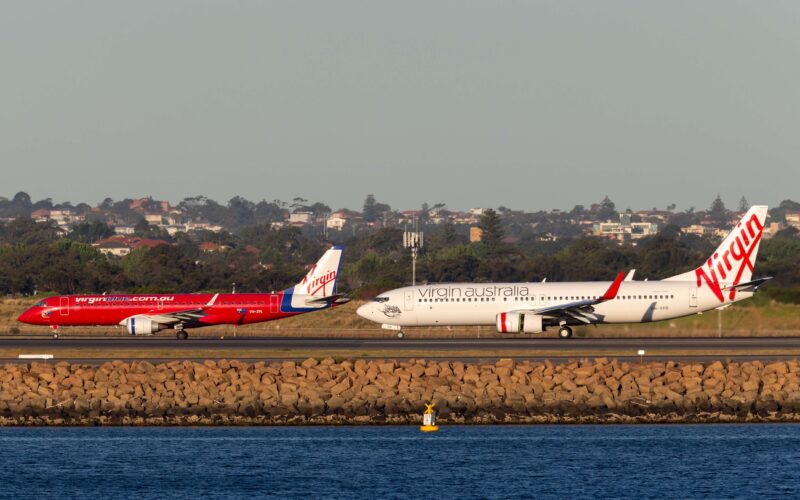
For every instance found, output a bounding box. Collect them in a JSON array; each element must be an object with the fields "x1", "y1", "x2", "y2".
[
  {"x1": 496, "y1": 312, "x2": 545, "y2": 334},
  {"x1": 120, "y1": 316, "x2": 167, "y2": 336},
  {"x1": 497, "y1": 312, "x2": 521, "y2": 333}
]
